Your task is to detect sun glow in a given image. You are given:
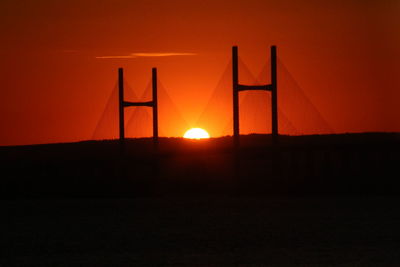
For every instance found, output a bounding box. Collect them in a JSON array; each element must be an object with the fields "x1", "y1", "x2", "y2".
[{"x1": 183, "y1": 128, "x2": 210, "y2": 139}]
